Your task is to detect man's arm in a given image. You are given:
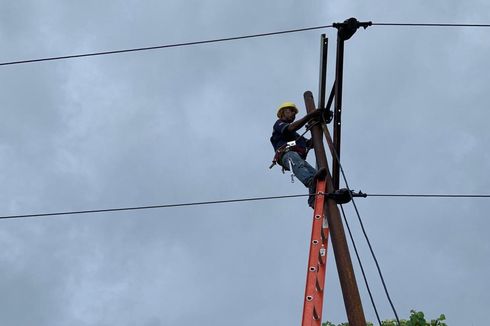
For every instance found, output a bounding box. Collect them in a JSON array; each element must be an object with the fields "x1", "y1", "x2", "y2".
[{"x1": 287, "y1": 109, "x2": 322, "y2": 132}]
